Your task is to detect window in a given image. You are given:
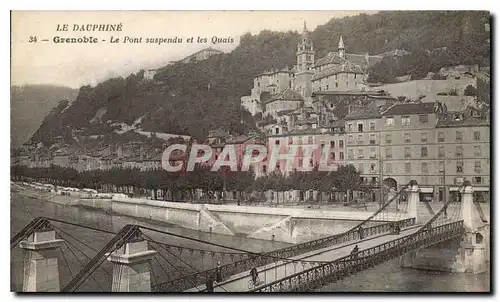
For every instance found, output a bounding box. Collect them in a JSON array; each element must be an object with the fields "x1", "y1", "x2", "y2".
[
  {"x1": 326, "y1": 84, "x2": 329, "y2": 90},
  {"x1": 339, "y1": 152, "x2": 344, "y2": 160},
  {"x1": 358, "y1": 163, "x2": 364, "y2": 173},
  {"x1": 357, "y1": 148, "x2": 364, "y2": 159},
  {"x1": 405, "y1": 162, "x2": 411, "y2": 173},
  {"x1": 404, "y1": 133, "x2": 411, "y2": 143},
  {"x1": 421, "y1": 147, "x2": 428, "y2": 158},
  {"x1": 348, "y1": 149, "x2": 354, "y2": 159},
  {"x1": 385, "y1": 147, "x2": 392, "y2": 159},
  {"x1": 369, "y1": 134, "x2": 376, "y2": 145},
  {"x1": 297, "y1": 136, "x2": 302, "y2": 144},
  {"x1": 348, "y1": 135, "x2": 354, "y2": 144},
  {"x1": 330, "y1": 141, "x2": 335, "y2": 148},
  {"x1": 419, "y1": 115, "x2": 429, "y2": 124},
  {"x1": 347, "y1": 123, "x2": 353, "y2": 132},
  {"x1": 475, "y1": 161, "x2": 481, "y2": 173},
  {"x1": 438, "y1": 161, "x2": 445, "y2": 172},
  {"x1": 386, "y1": 117, "x2": 395, "y2": 127},
  {"x1": 474, "y1": 131, "x2": 481, "y2": 141},
  {"x1": 358, "y1": 123, "x2": 364, "y2": 132},
  {"x1": 438, "y1": 146, "x2": 445, "y2": 158},
  {"x1": 331, "y1": 152, "x2": 336, "y2": 160},
  {"x1": 275, "y1": 128, "x2": 280, "y2": 135},
  {"x1": 473, "y1": 177, "x2": 482, "y2": 185},
  {"x1": 456, "y1": 131, "x2": 463, "y2": 142},
  {"x1": 474, "y1": 145, "x2": 482, "y2": 157},
  {"x1": 308, "y1": 136, "x2": 313, "y2": 144},
  {"x1": 438, "y1": 132, "x2": 445, "y2": 142},
  {"x1": 369, "y1": 121, "x2": 376, "y2": 131},
  {"x1": 456, "y1": 146, "x2": 464, "y2": 157},
  {"x1": 339, "y1": 140, "x2": 344, "y2": 148},
  {"x1": 404, "y1": 147, "x2": 411, "y2": 158},
  {"x1": 357, "y1": 134, "x2": 364, "y2": 144},
  {"x1": 288, "y1": 137, "x2": 293, "y2": 144},
  {"x1": 422, "y1": 162, "x2": 428, "y2": 174},
  {"x1": 386, "y1": 163, "x2": 393, "y2": 173},
  {"x1": 369, "y1": 148, "x2": 376, "y2": 159},
  {"x1": 421, "y1": 132, "x2": 428, "y2": 143},
  {"x1": 275, "y1": 140, "x2": 280, "y2": 145},
  {"x1": 370, "y1": 163, "x2": 376, "y2": 173},
  {"x1": 402, "y1": 116, "x2": 411, "y2": 126},
  {"x1": 386, "y1": 134, "x2": 392, "y2": 144},
  {"x1": 456, "y1": 161, "x2": 464, "y2": 173},
  {"x1": 335, "y1": 82, "x2": 338, "y2": 88}
]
